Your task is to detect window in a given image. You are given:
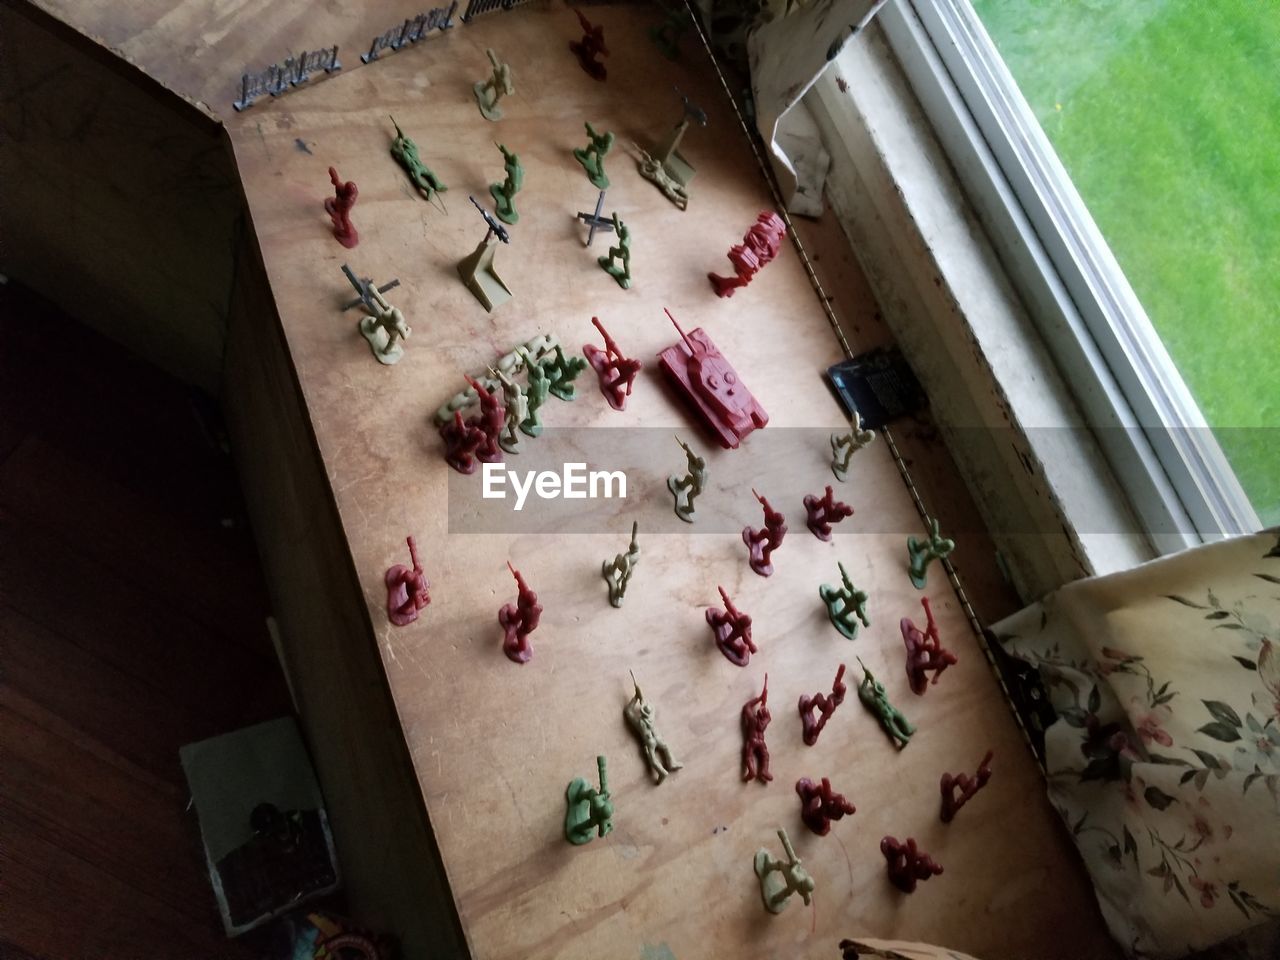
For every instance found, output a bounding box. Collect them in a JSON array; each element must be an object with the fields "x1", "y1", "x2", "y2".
[{"x1": 875, "y1": 0, "x2": 1268, "y2": 541}]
